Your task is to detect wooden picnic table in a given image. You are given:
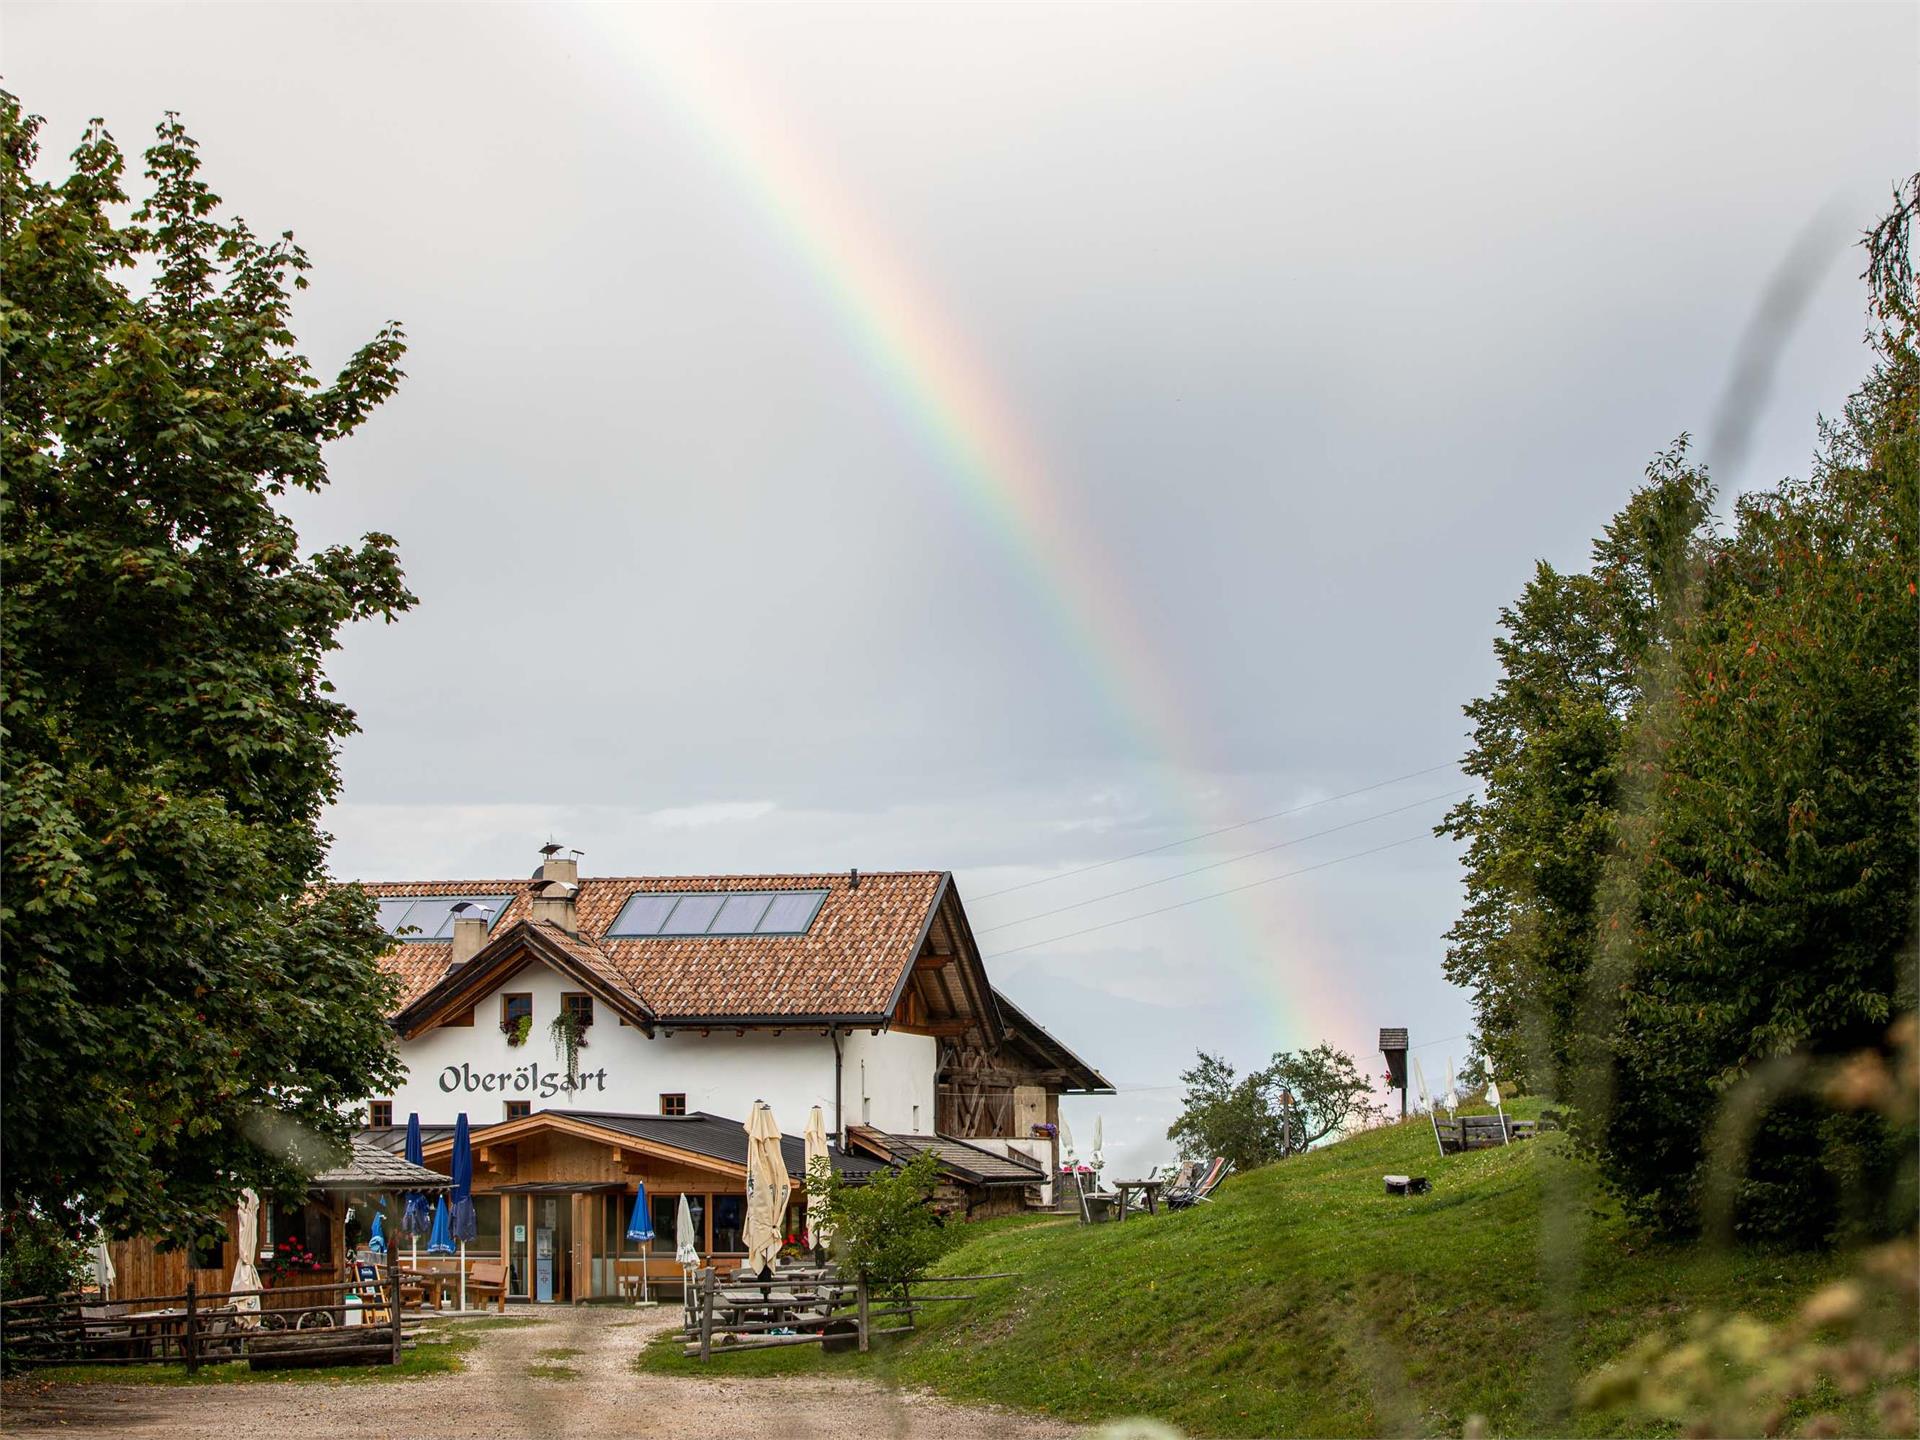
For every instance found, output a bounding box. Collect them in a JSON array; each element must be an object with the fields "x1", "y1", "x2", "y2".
[
  {"x1": 122, "y1": 1306, "x2": 237, "y2": 1359},
  {"x1": 1111, "y1": 1179, "x2": 1164, "y2": 1220}
]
